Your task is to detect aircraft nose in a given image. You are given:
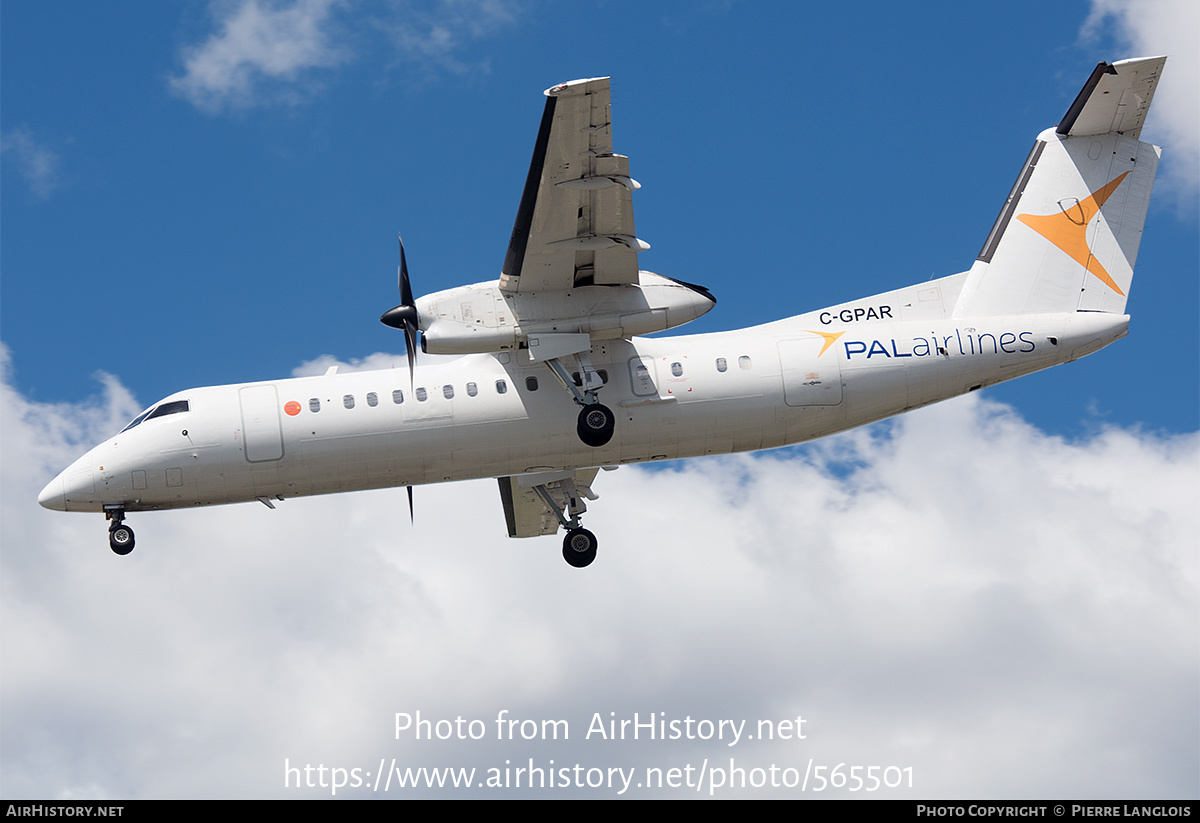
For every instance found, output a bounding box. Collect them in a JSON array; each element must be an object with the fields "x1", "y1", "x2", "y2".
[{"x1": 38, "y1": 475, "x2": 67, "y2": 511}]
